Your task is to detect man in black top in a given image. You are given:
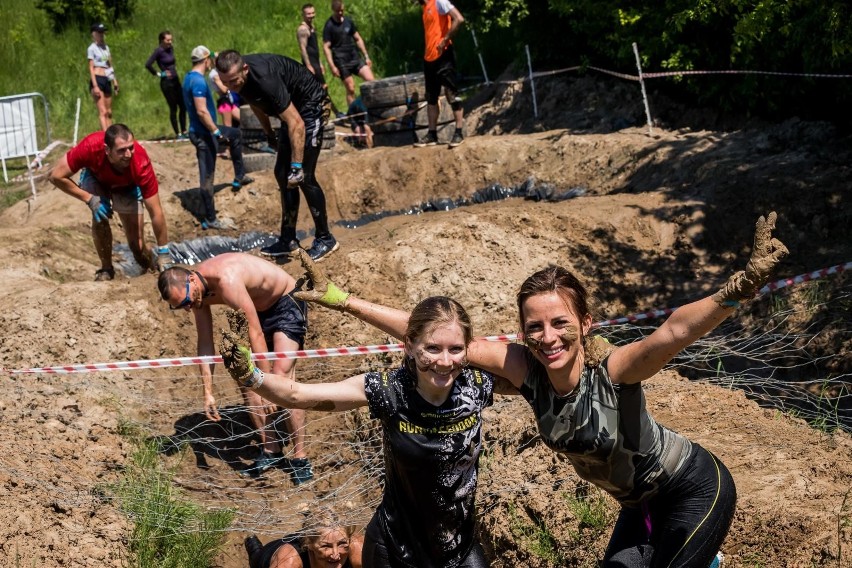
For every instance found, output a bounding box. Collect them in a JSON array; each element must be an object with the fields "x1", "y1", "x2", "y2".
[
  {"x1": 216, "y1": 50, "x2": 339, "y2": 262},
  {"x1": 322, "y1": 0, "x2": 375, "y2": 106},
  {"x1": 297, "y1": 4, "x2": 326, "y2": 86}
]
